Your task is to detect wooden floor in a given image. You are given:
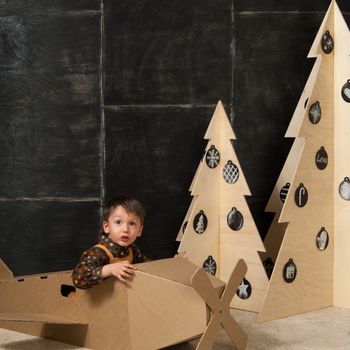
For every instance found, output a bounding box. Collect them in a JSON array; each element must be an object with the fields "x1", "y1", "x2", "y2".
[{"x1": 0, "y1": 307, "x2": 349, "y2": 349}]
